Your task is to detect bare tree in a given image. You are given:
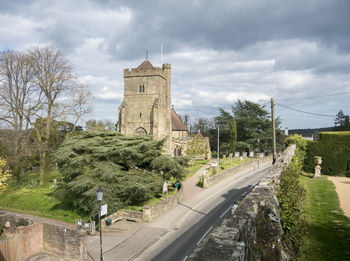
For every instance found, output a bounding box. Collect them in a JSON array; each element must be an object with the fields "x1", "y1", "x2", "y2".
[
  {"x1": 0, "y1": 46, "x2": 93, "y2": 185},
  {"x1": 0, "y1": 50, "x2": 36, "y2": 176},
  {"x1": 63, "y1": 83, "x2": 93, "y2": 137},
  {"x1": 28, "y1": 46, "x2": 76, "y2": 185}
]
